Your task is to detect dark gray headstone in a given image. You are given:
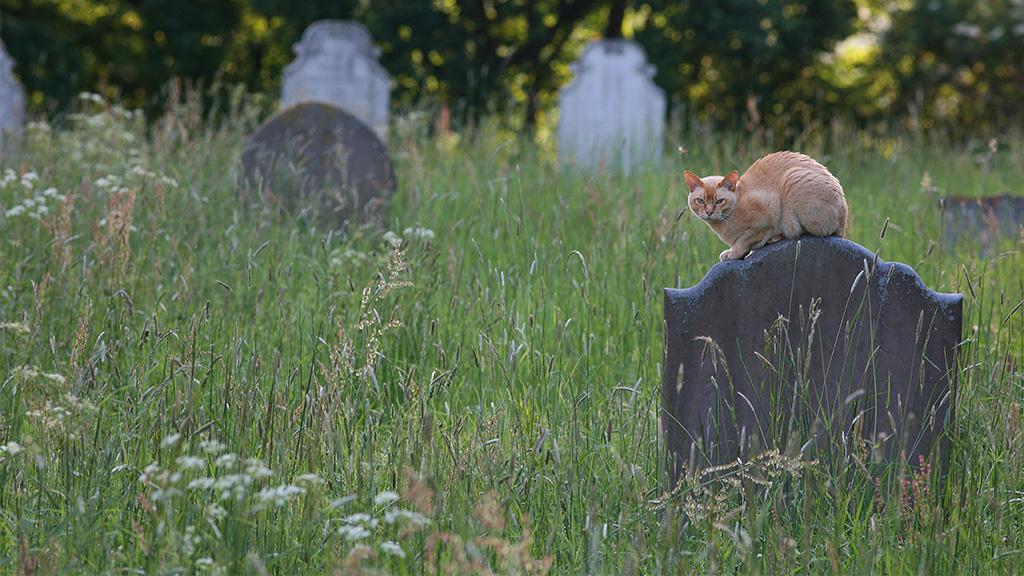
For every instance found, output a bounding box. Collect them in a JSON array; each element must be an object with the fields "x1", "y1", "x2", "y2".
[
  {"x1": 941, "y1": 195, "x2": 1024, "y2": 250},
  {"x1": 239, "y1": 102, "x2": 395, "y2": 225},
  {"x1": 662, "y1": 237, "x2": 961, "y2": 486}
]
